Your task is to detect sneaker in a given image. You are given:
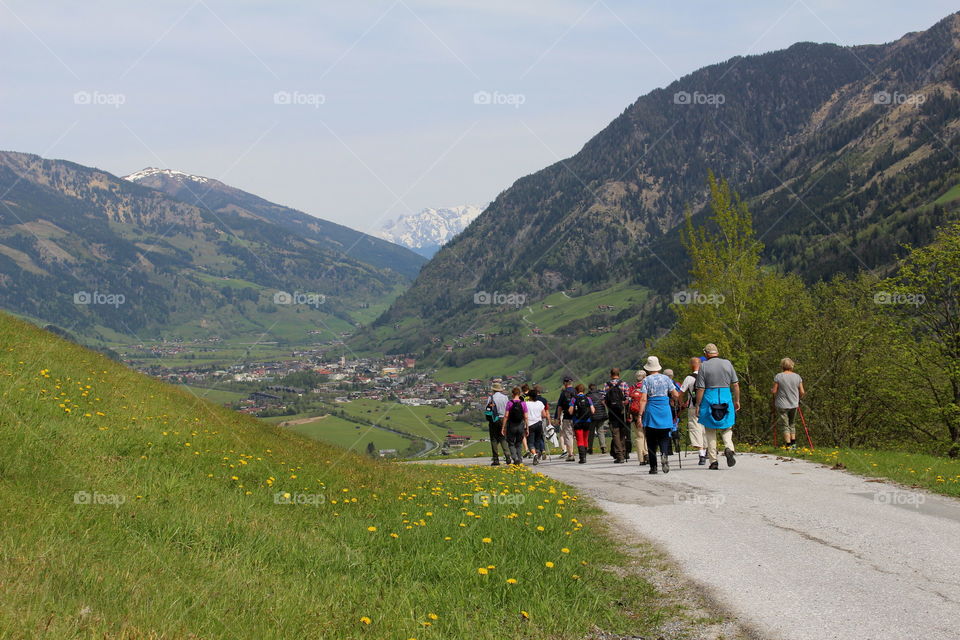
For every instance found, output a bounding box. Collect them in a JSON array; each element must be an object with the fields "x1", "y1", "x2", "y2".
[
  {"x1": 709, "y1": 461, "x2": 719, "y2": 470},
  {"x1": 661, "y1": 455, "x2": 670, "y2": 474},
  {"x1": 698, "y1": 455, "x2": 707, "y2": 466},
  {"x1": 566, "y1": 455, "x2": 576, "y2": 462},
  {"x1": 648, "y1": 467, "x2": 658, "y2": 475},
  {"x1": 724, "y1": 448, "x2": 736, "y2": 467},
  {"x1": 532, "y1": 456, "x2": 539, "y2": 465}
]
